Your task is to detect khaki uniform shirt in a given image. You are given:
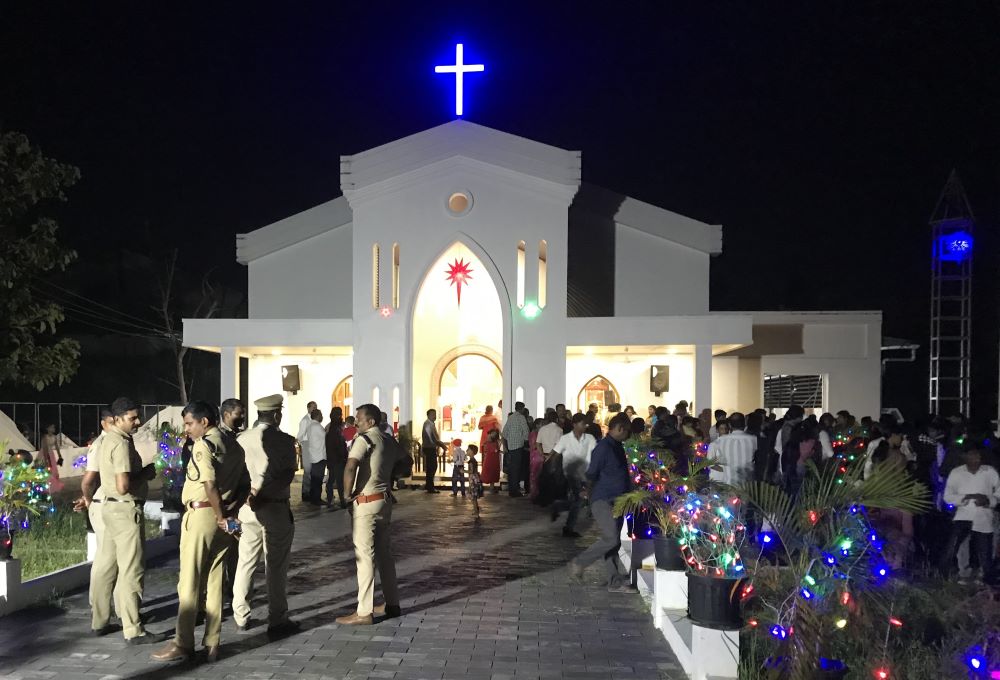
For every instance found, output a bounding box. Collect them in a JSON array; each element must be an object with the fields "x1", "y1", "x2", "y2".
[
  {"x1": 86, "y1": 431, "x2": 106, "y2": 501},
  {"x1": 238, "y1": 422, "x2": 296, "y2": 501},
  {"x1": 348, "y1": 426, "x2": 395, "y2": 496},
  {"x1": 98, "y1": 426, "x2": 147, "y2": 502},
  {"x1": 180, "y1": 426, "x2": 245, "y2": 505}
]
